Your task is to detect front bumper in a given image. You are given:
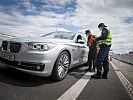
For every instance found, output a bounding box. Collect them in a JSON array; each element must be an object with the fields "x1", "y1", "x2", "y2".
[
  {"x1": 0, "y1": 57, "x2": 45, "y2": 71},
  {"x1": 0, "y1": 50, "x2": 59, "y2": 77}
]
